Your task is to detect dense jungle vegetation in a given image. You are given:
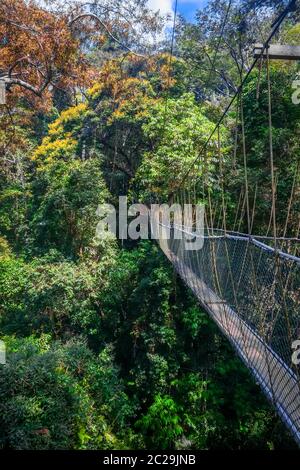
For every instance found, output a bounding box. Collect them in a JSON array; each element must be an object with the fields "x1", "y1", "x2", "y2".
[{"x1": 0, "y1": 0, "x2": 299, "y2": 449}]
